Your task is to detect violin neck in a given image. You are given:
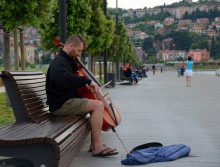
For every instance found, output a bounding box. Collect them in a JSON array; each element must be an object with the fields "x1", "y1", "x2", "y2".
[{"x1": 76, "y1": 58, "x2": 101, "y2": 87}]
